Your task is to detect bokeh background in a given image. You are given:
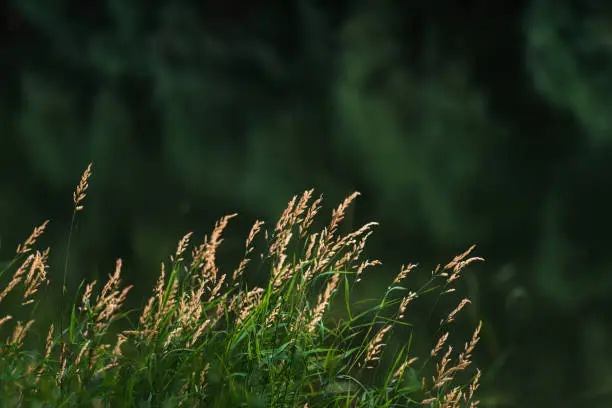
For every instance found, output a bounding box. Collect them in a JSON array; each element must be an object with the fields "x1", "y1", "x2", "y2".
[{"x1": 2, "y1": 0, "x2": 612, "y2": 406}]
